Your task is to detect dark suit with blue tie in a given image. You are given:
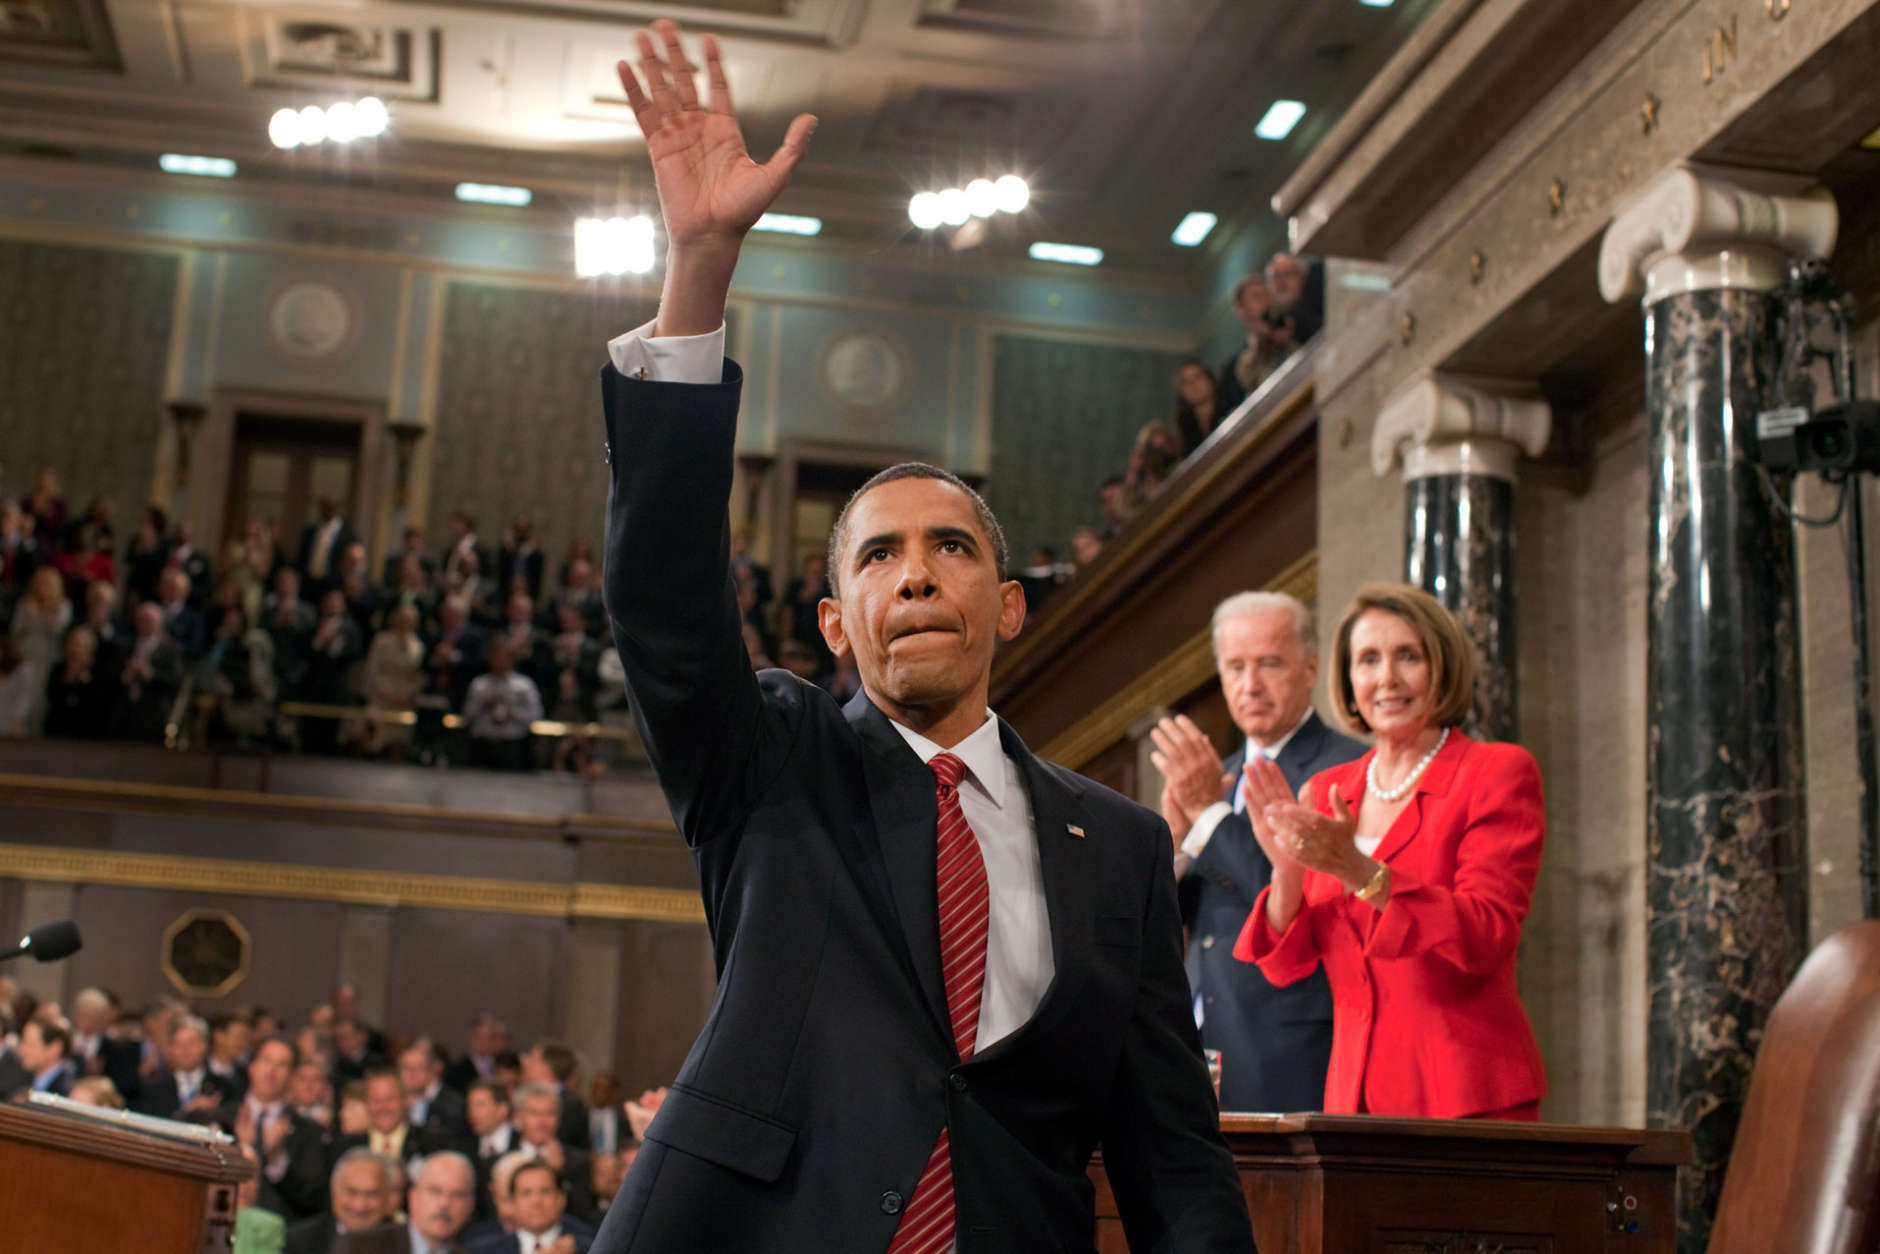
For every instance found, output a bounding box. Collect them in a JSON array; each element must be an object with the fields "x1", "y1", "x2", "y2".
[{"x1": 1179, "y1": 711, "x2": 1364, "y2": 1112}]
